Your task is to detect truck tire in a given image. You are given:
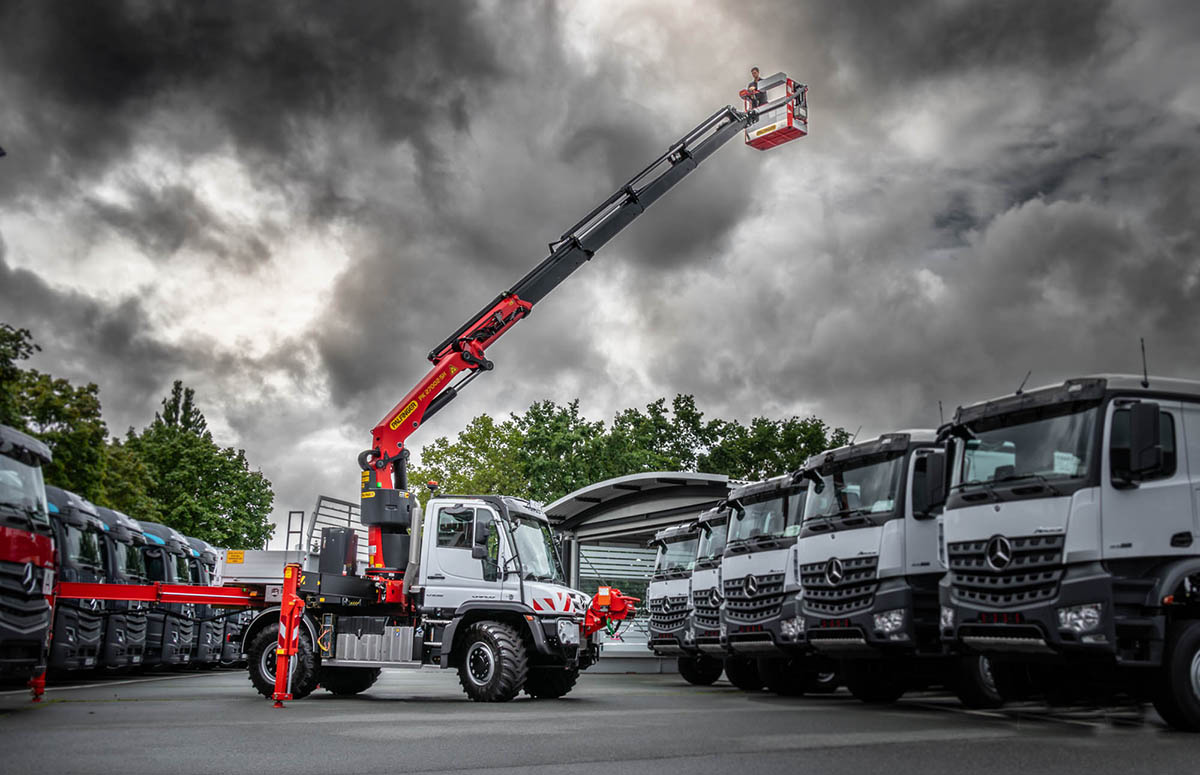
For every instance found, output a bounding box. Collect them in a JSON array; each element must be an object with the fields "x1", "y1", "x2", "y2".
[
  {"x1": 758, "y1": 657, "x2": 809, "y2": 696},
  {"x1": 319, "y1": 666, "x2": 381, "y2": 696},
  {"x1": 457, "y1": 620, "x2": 528, "y2": 702},
  {"x1": 677, "y1": 655, "x2": 724, "y2": 686},
  {"x1": 842, "y1": 660, "x2": 906, "y2": 704},
  {"x1": 246, "y1": 623, "x2": 317, "y2": 700},
  {"x1": 524, "y1": 666, "x2": 580, "y2": 698},
  {"x1": 804, "y1": 668, "x2": 840, "y2": 694},
  {"x1": 1153, "y1": 620, "x2": 1200, "y2": 732},
  {"x1": 951, "y1": 655, "x2": 1004, "y2": 709},
  {"x1": 723, "y1": 656, "x2": 765, "y2": 691}
]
